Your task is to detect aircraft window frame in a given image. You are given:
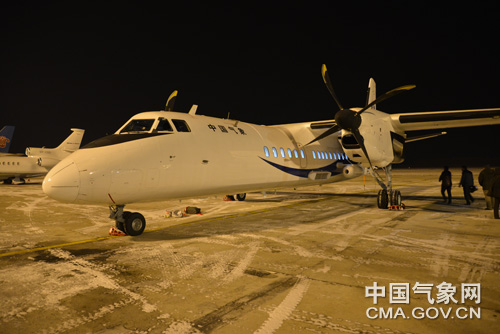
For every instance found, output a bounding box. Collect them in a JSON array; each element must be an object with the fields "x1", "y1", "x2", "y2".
[
  {"x1": 272, "y1": 147, "x2": 278, "y2": 158},
  {"x1": 120, "y1": 119, "x2": 156, "y2": 133},
  {"x1": 172, "y1": 119, "x2": 191, "y2": 133},
  {"x1": 280, "y1": 147, "x2": 285, "y2": 158},
  {"x1": 312, "y1": 150, "x2": 316, "y2": 159},
  {"x1": 321, "y1": 152, "x2": 325, "y2": 159},
  {"x1": 287, "y1": 148, "x2": 292, "y2": 158},
  {"x1": 329, "y1": 152, "x2": 333, "y2": 159},
  {"x1": 293, "y1": 149, "x2": 299, "y2": 158},
  {"x1": 300, "y1": 150, "x2": 305, "y2": 159},
  {"x1": 264, "y1": 146, "x2": 270, "y2": 157},
  {"x1": 156, "y1": 118, "x2": 174, "y2": 132}
]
